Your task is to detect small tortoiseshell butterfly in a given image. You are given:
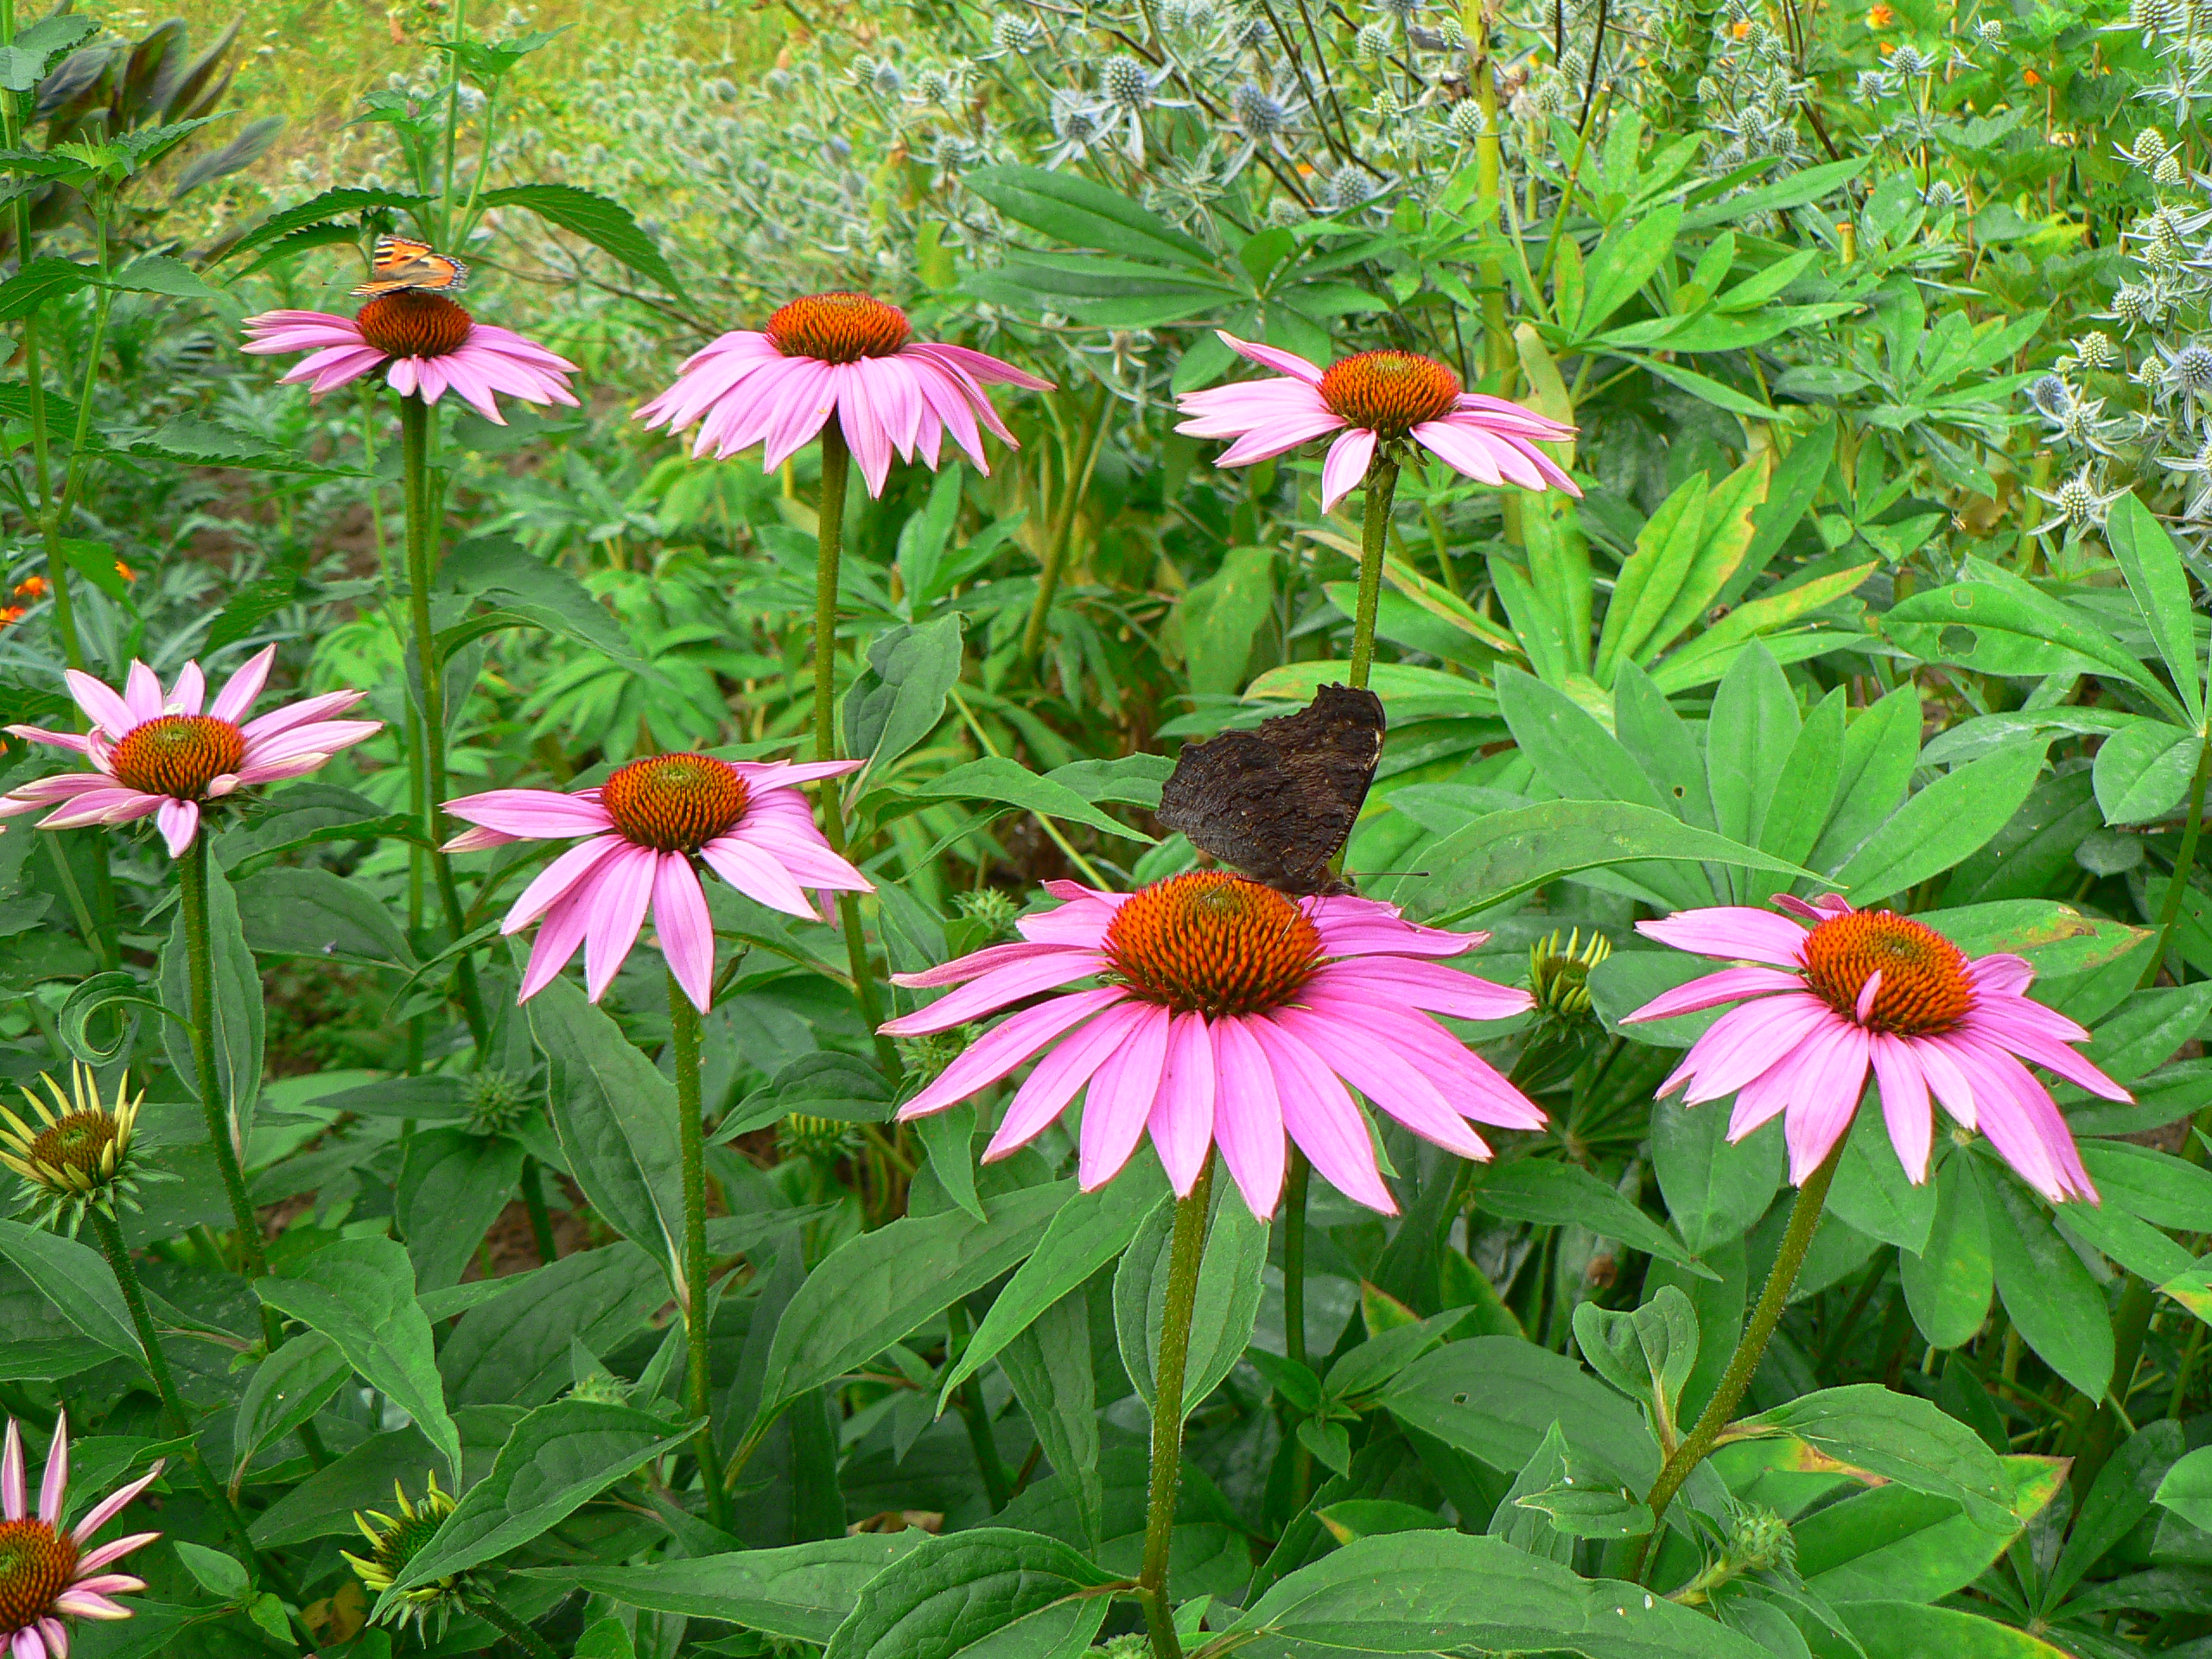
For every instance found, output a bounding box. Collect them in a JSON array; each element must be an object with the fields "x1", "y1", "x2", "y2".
[{"x1": 351, "y1": 233, "x2": 470, "y2": 298}]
